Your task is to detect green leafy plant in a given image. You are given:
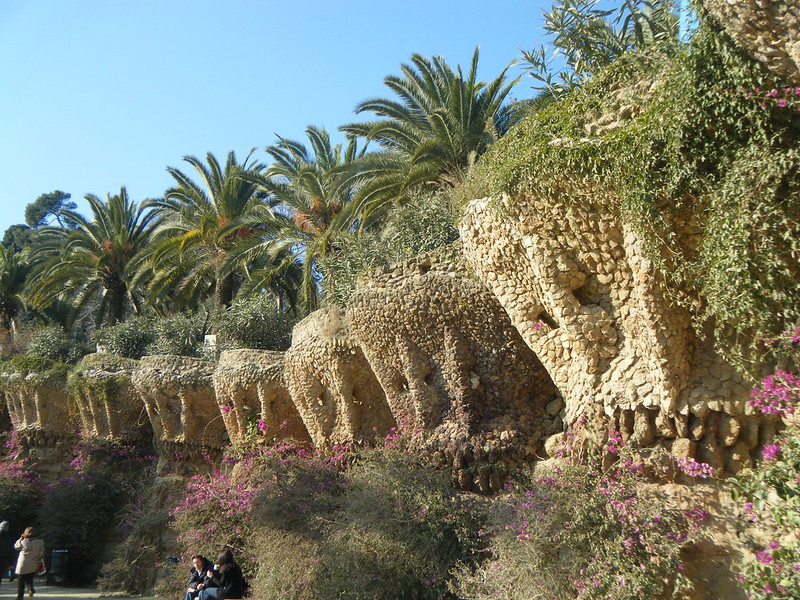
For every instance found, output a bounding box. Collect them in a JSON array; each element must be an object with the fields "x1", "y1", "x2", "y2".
[
  {"x1": 96, "y1": 500, "x2": 171, "y2": 594},
  {"x1": 522, "y1": 0, "x2": 680, "y2": 98},
  {"x1": 167, "y1": 440, "x2": 487, "y2": 600},
  {"x1": 93, "y1": 314, "x2": 155, "y2": 358},
  {"x1": 454, "y1": 426, "x2": 697, "y2": 600},
  {"x1": 25, "y1": 324, "x2": 87, "y2": 363},
  {"x1": 319, "y1": 191, "x2": 460, "y2": 307},
  {"x1": 26, "y1": 187, "x2": 160, "y2": 328},
  {"x1": 147, "y1": 310, "x2": 208, "y2": 357},
  {"x1": 39, "y1": 439, "x2": 154, "y2": 585},
  {"x1": 211, "y1": 295, "x2": 295, "y2": 351},
  {"x1": 730, "y1": 360, "x2": 800, "y2": 600}
]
